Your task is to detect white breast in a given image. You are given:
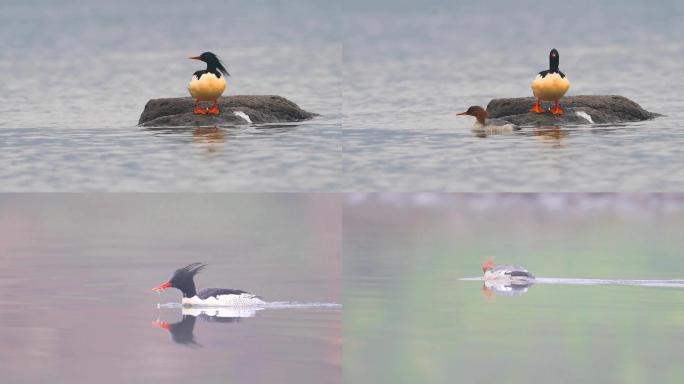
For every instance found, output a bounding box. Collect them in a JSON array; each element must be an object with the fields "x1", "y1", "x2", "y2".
[
  {"x1": 531, "y1": 73, "x2": 570, "y2": 101},
  {"x1": 188, "y1": 73, "x2": 227, "y2": 101},
  {"x1": 182, "y1": 293, "x2": 266, "y2": 307}
]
